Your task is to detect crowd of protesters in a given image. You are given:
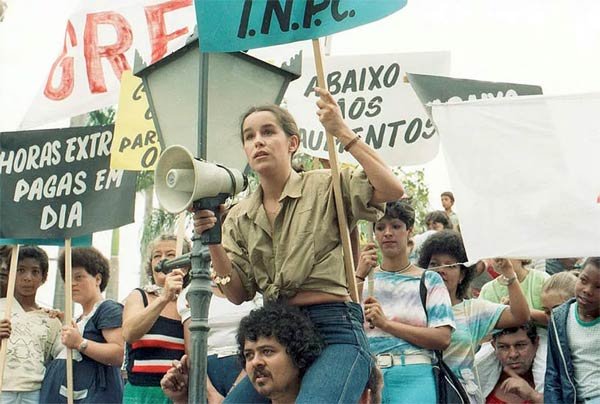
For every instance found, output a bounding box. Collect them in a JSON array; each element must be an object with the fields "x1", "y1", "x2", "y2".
[{"x1": 0, "y1": 89, "x2": 598, "y2": 404}]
